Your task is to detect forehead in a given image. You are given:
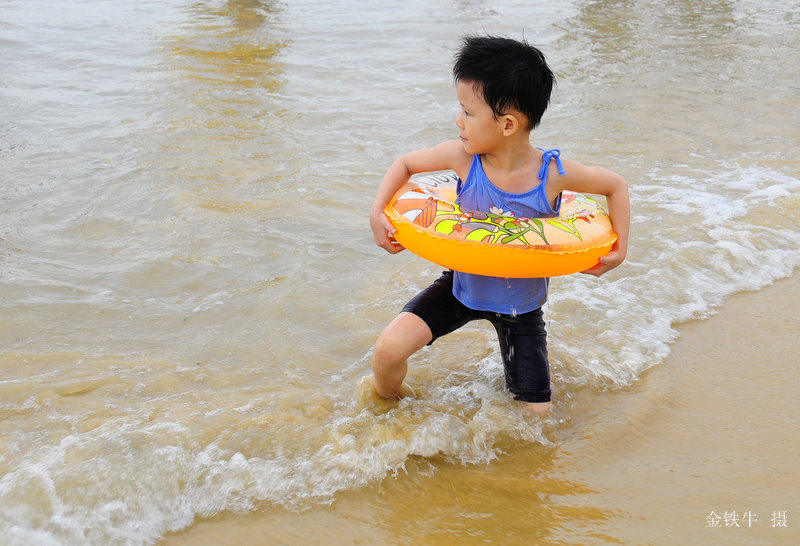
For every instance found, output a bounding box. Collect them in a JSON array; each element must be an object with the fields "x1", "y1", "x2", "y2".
[{"x1": 456, "y1": 79, "x2": 488, "y2": 107}]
